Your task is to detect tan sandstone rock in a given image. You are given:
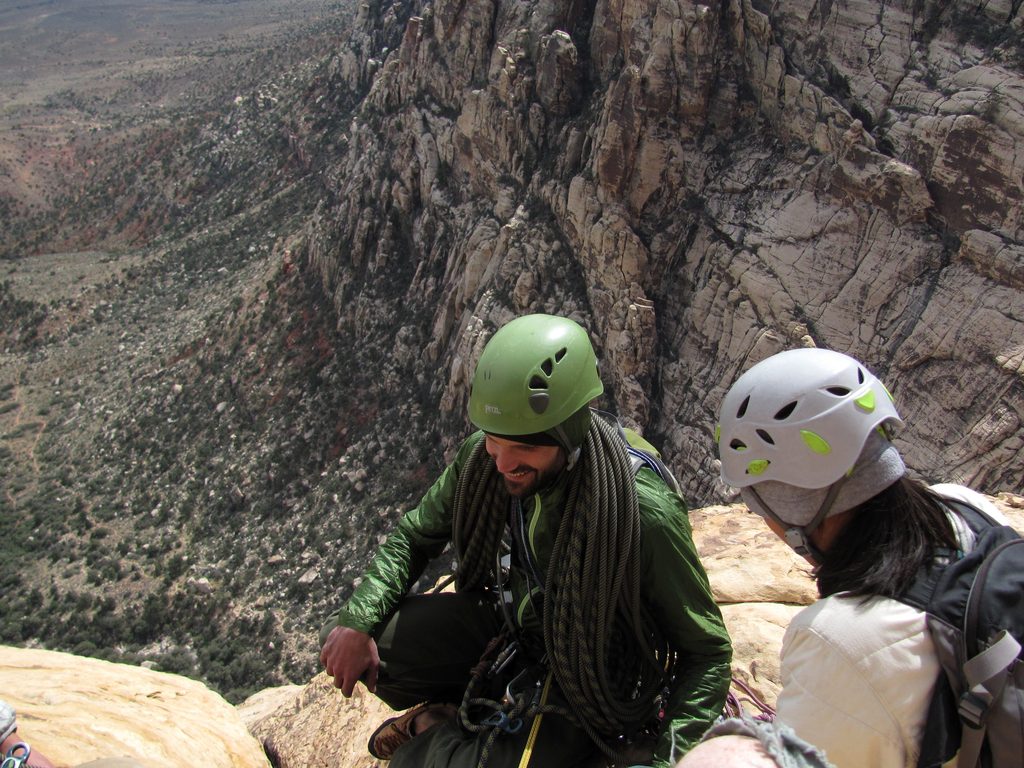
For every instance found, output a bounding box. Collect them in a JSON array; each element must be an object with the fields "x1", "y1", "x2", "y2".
[
  {"x1": 721, "y1": 602, "x2": 803, "y2": 713},
  {"x1": 690, "y1": 504, "x2": 817, "y2": 606},
  {"x1": 241, "y1": 675, "x2": 391, "y2": 768},
  {"x1": 0, "y1": 646, "x2": 270, "y2": 768}
]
